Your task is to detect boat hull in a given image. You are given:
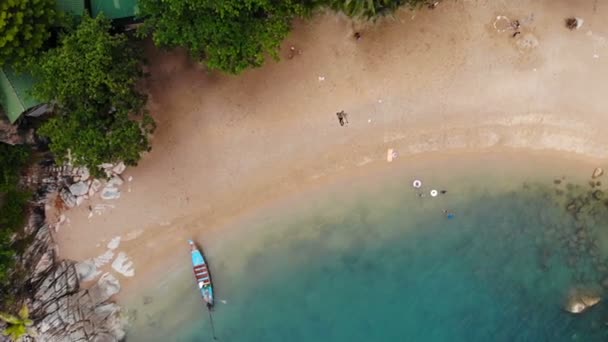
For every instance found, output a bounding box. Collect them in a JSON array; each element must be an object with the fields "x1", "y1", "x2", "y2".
[{"x1": 189, "y1": 240, "x2": 214, "y2": 307}]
